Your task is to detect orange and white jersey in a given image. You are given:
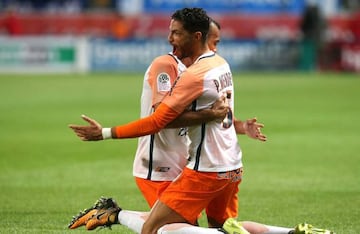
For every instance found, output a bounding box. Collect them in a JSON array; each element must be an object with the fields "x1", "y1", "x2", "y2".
[
  {"x1": 133, "y1": 53, "x2": 189, "y2": 181},
  {"x1": 162, "y1": 51, "x2": 242, "y2": 172}
]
